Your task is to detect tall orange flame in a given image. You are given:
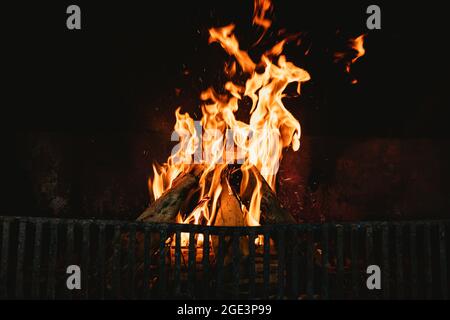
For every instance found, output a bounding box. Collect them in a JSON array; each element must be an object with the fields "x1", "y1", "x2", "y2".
[
  {"x1": 252, "y1": 0, "x2": 273, "y2": 46},
  {"x1": 149, "y1": 0, "x2": 310, "y2": 231},
  {"x1": 252, "y1": 0, "x2": 273, "y2": 30}
]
